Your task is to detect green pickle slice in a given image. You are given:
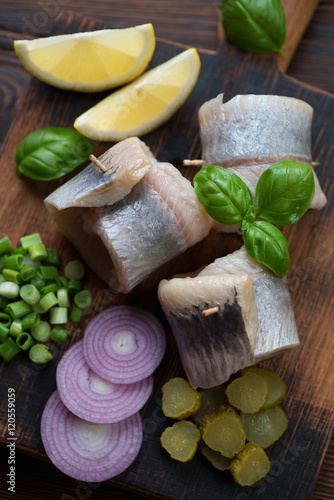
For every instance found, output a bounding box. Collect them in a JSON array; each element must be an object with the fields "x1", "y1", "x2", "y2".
[
  {"x1": 161, "y1": 377, "x2": 200, "y2": 419},
  {"x1": 199, "y1": 440, "x2": 232, "y2": 471},
  {"x1": 241, "y1": 406, "x2": 289, "y2": 448},
  {"x1": 242, "y1": 367, "x2": 287, "y2": 409},
  {"x1": 230, "y1": 442, "x2": 271, "y2": 486},
  {"x1": 192, "y1": 384, "x2": 229, "y2": 426},
  {"x1": 160, "y1": 420, "x2": 201, "y2": 462},
  {"x1": 201, "y1": 406, "x2": 246, "y2": 458},
  {"x1": 226, "y1": 371, "x2": 268, "y2": 414}
]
